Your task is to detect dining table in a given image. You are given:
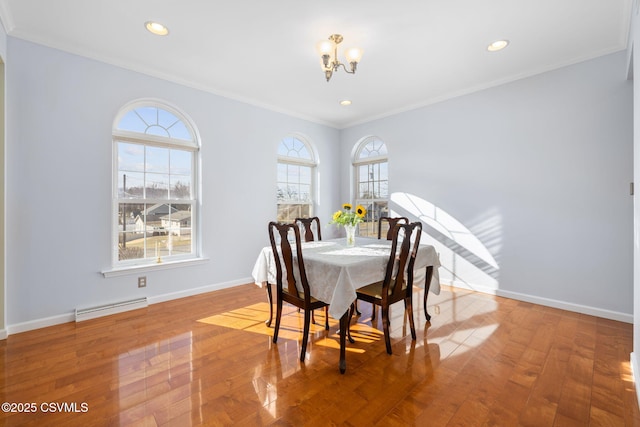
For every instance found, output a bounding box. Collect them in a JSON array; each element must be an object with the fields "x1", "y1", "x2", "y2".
[{"x1": 251, "y1": 235, "x2": 441, "y2": 373}]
